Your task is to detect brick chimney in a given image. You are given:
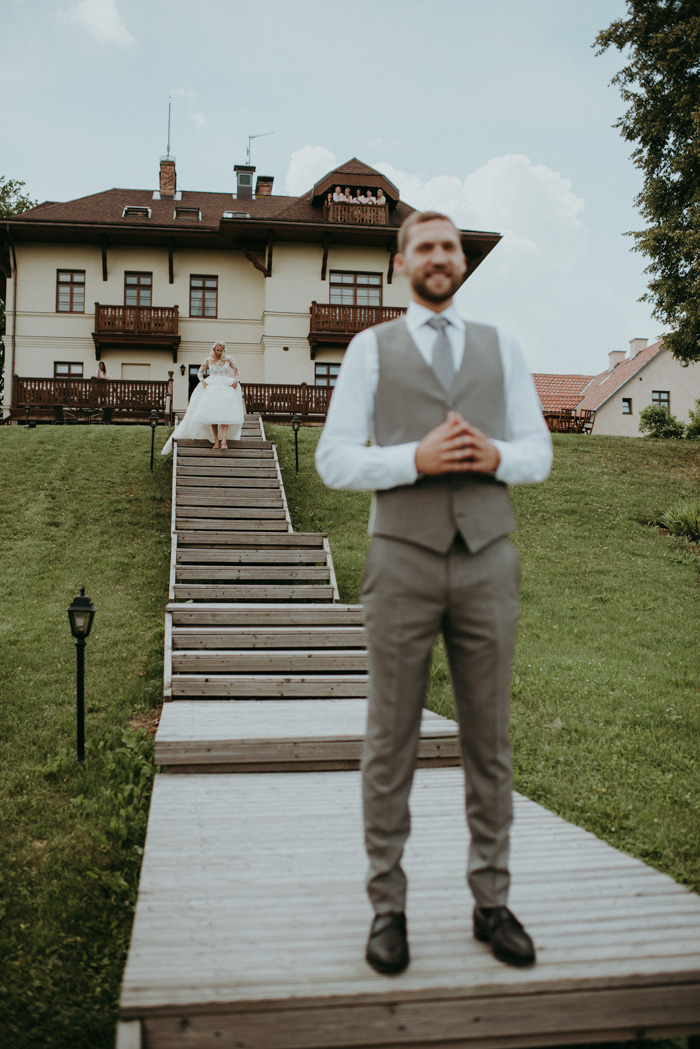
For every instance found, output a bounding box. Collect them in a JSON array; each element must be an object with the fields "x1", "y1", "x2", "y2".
[
  {"x1": 255, "y1": 175, "x2": 274, "y2": 196},
  {"x1": 608, "y1": 350, "x2": 626, "y2": 370},
  {"x1": 159, "y1": 156, "x2": 177, "y2": 198},
  {"x1": 628, "y1": 337, "x2": 648, "y2": 359}
]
